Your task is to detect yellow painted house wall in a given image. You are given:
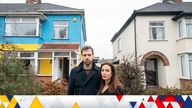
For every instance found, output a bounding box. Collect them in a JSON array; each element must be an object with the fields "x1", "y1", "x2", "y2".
[
  {"x1": 0, "y1": 44, "x2": 40, "y2": 51},
  {"x1": 39, "y1": 59, "x2": 52, "y2": 75}
]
